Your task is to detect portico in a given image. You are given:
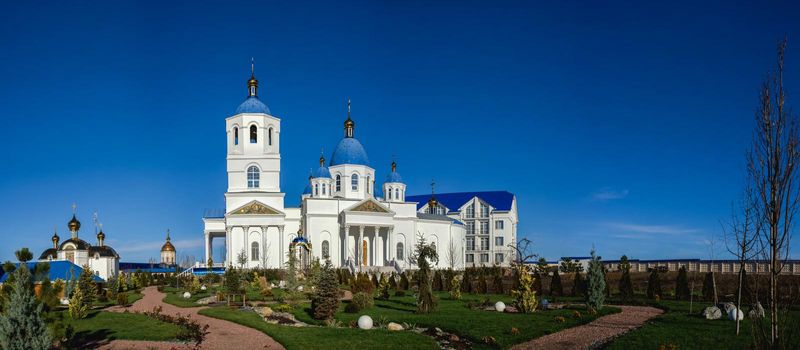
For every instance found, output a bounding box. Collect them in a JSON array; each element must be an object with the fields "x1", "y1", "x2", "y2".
[{"x1": 340, "y1": 199, "x2": 396, "y2": 268}]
